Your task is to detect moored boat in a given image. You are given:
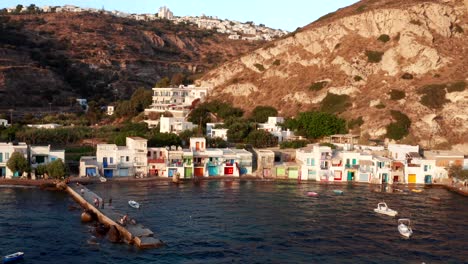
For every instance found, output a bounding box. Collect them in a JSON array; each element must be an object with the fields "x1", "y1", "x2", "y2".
[
  {"x1": 374, "y1": 202, "x2": 398, "y2": 217},
  {"x1": 128, "y1": 200, "x2": 140, "y2": 209},
  {"x1": 411, "y1": 189, "x2": 423, "y2": 193},
  {"x1": 398, "y1": 218, "x2": 413, "y2": 238},
  {"x1": 333, "y1": 190, "x2": 344, "y2": 195},
  {"x1": 99, "y1": 177, "x2": 107, "y2": 183},
  {"x1": 306, "y1": 191, "x2": 318, "y2": 197},
  {"x1": 3, "y1": 252, "x2": 24, "y2": 263}
]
